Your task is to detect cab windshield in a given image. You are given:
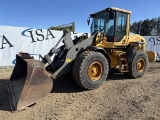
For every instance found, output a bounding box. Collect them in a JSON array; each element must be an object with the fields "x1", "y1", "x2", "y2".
[{"x1": 90, "y1": 12, "x2": 115, "y2": 36}]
